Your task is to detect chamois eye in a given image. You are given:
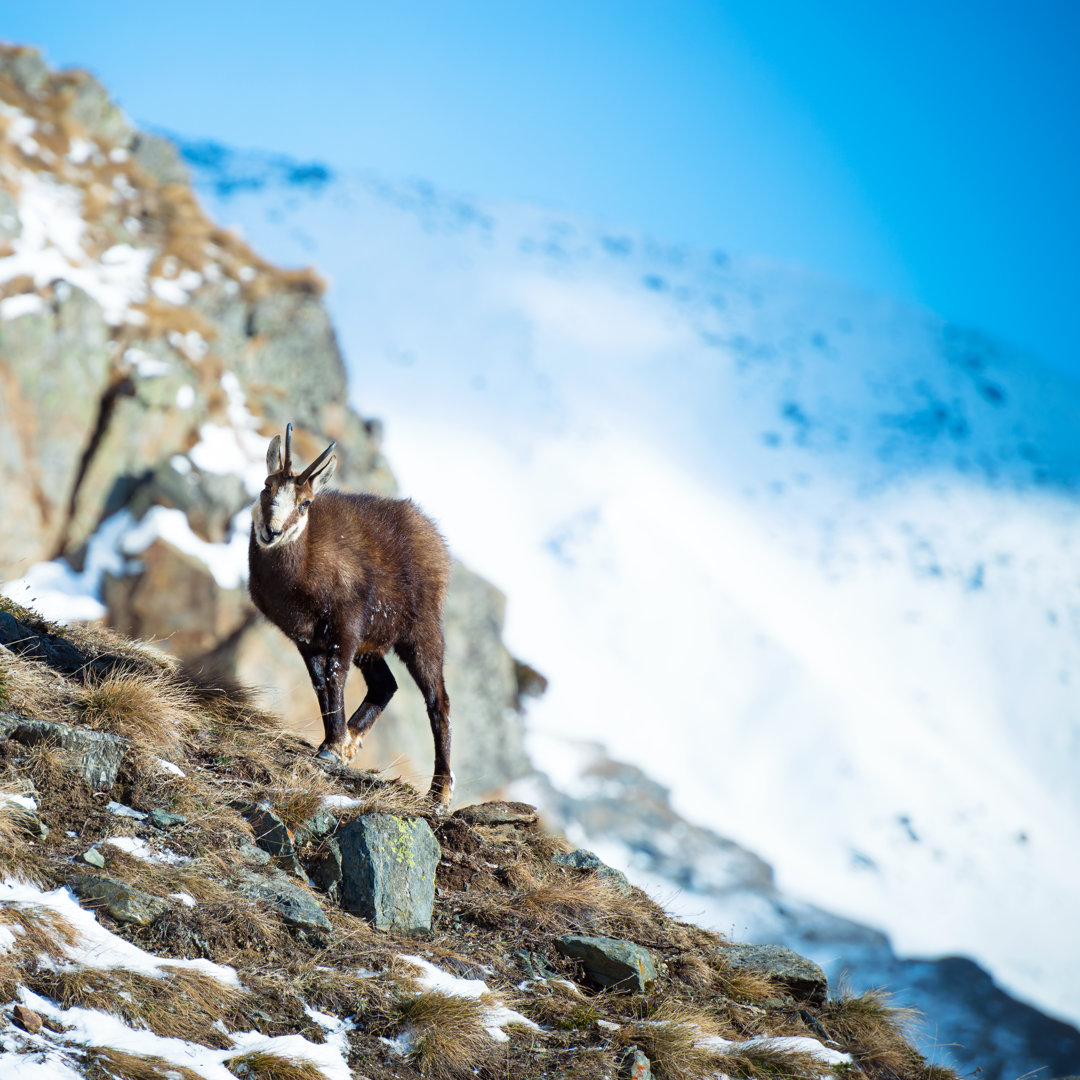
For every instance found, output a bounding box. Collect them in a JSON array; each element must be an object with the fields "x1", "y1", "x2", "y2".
[{"x1": 300, "y1": 499, "x2": 312, "y2": 511}]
